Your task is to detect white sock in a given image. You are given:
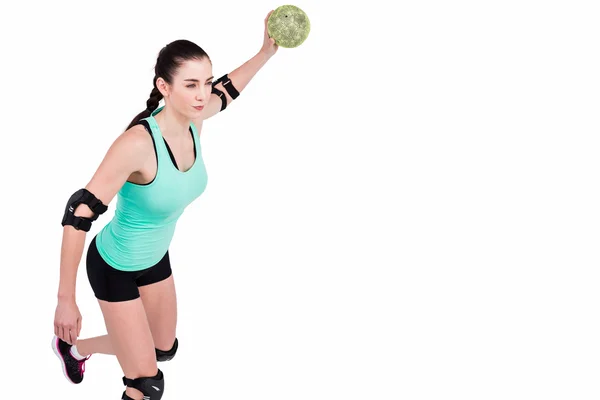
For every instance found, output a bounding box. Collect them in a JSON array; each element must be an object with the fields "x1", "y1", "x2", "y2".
[{"x1": 70, "y1": 345, "x2": 86, "y2": 360}]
